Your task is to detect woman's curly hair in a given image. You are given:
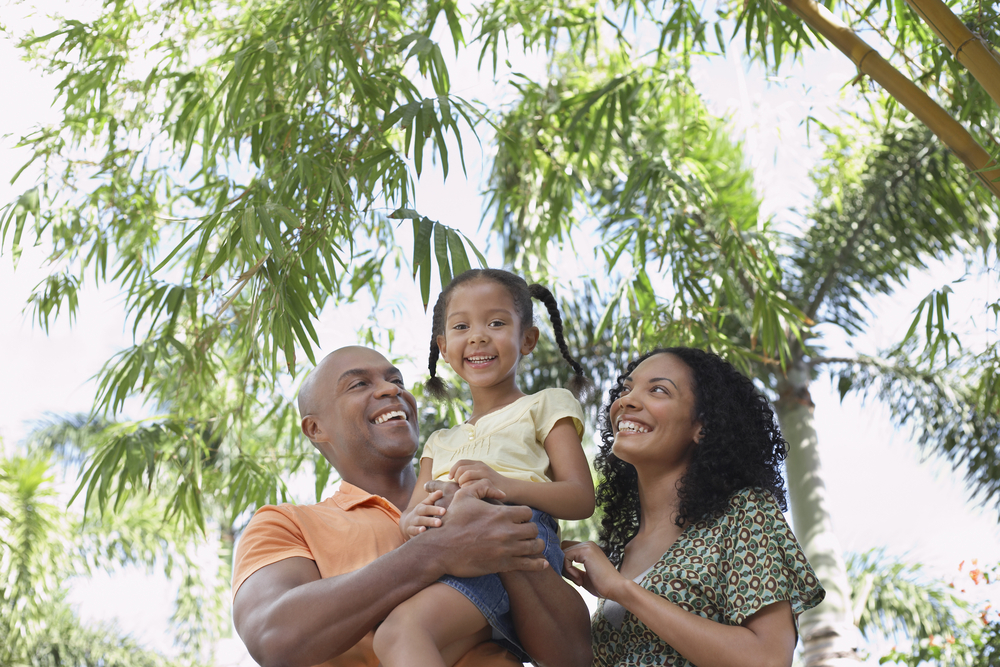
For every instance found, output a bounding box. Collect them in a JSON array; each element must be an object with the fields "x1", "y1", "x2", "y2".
[{"x1": 596, "y1": 347, "x2": 788, "y2": 565}]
